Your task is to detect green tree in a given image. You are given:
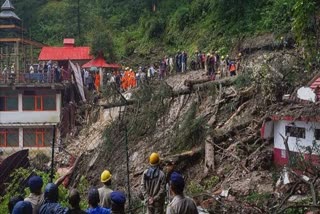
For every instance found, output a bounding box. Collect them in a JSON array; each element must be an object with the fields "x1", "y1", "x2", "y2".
[{"x1": 90, "y1": 29, "x2": 117, "y2": 62}]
